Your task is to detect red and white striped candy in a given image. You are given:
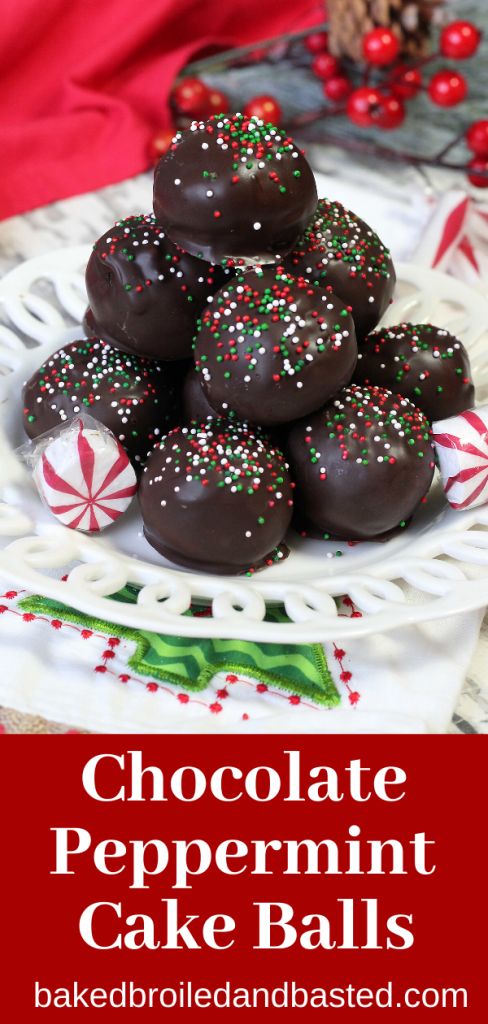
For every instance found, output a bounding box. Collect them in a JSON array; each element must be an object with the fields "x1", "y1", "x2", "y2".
[
  {"x1": 33, "y1": 421, "x2": 138, "y2": 531},
  {"x1": 433, "y1": 407, "x2": 488, "y2": 512}
]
